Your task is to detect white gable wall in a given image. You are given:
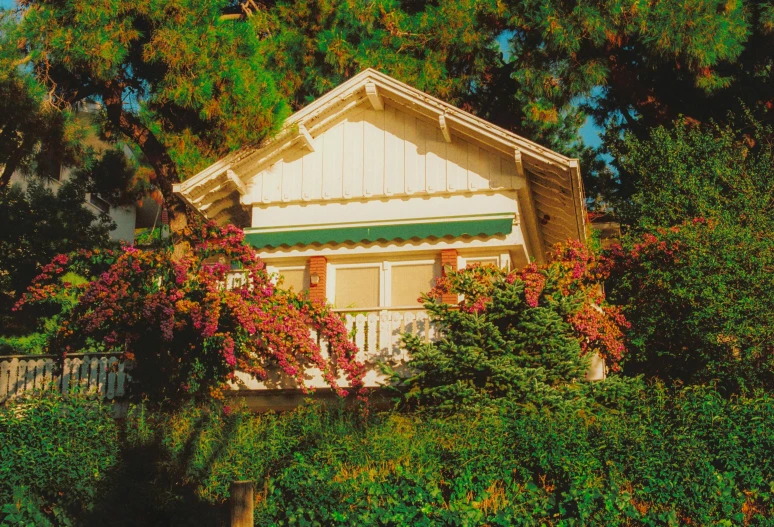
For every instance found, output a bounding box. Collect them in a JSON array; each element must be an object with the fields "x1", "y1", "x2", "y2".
[
  {"x1": 244, "y1": 102, "x2": 526, "y2": 209},
  {"x1": 246, "y1": 100, "x2": 533, "y2": 270}
]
